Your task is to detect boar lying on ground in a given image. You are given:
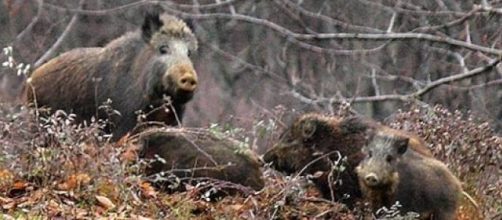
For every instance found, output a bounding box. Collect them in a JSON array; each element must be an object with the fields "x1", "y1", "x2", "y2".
[
  {"x1": 24, "y1": 11, "x2": 198, "y2": 139},
  {"x1": 263, "y1": 113, "x2": 432, "y2": 206},
  {"x1": 356, "y1": 132, "x2": 461, "y2": 220},
  {"x1": 138, "y1": 127, "x2": 264, "y2": 195}
]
